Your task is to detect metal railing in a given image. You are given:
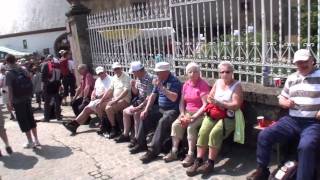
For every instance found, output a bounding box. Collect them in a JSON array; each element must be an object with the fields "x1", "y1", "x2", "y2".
[{"x1": 87, "y1": 0, "x2": 320, "y2": 85}]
